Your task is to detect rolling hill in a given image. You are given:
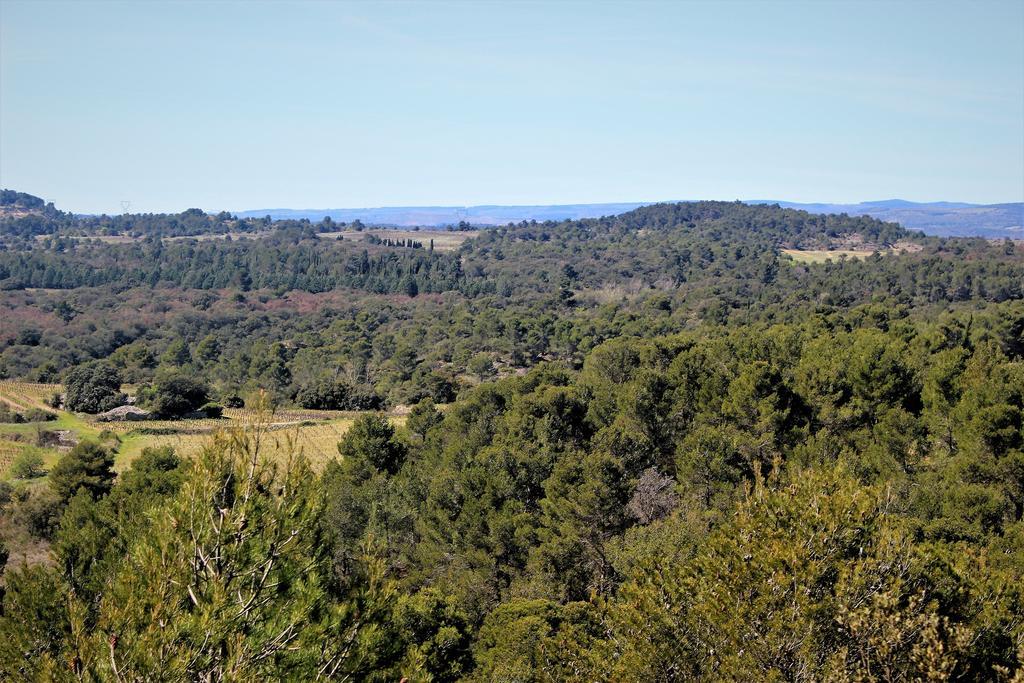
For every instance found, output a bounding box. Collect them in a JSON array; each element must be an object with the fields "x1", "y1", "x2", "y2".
[{"x1": 235, "y1": 198, "x2": 1024, "y2": 237}]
